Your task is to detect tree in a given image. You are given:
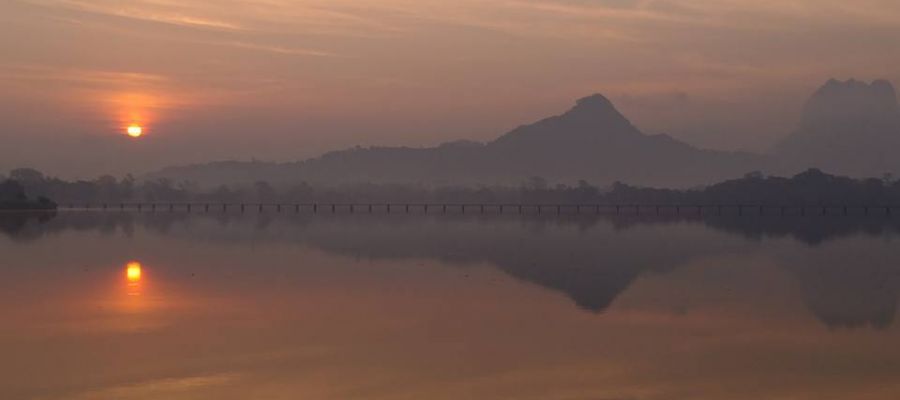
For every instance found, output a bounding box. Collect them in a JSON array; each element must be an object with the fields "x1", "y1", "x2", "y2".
[
  {"x1": 9, "y1": 168, "x2": 45, "y2": 183},
  {"x1": 254, "y1": 181, "x2": 277, "y2": 202},
  {"x1": 0, "y1": 180, "x2": 27, "y2": 201},
  {"x1": 744, "y1": 170, "x2": 765, "y2": 180},
  {"x1": 525, "y1": 176, "x2": 548, "y2": 191}
]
